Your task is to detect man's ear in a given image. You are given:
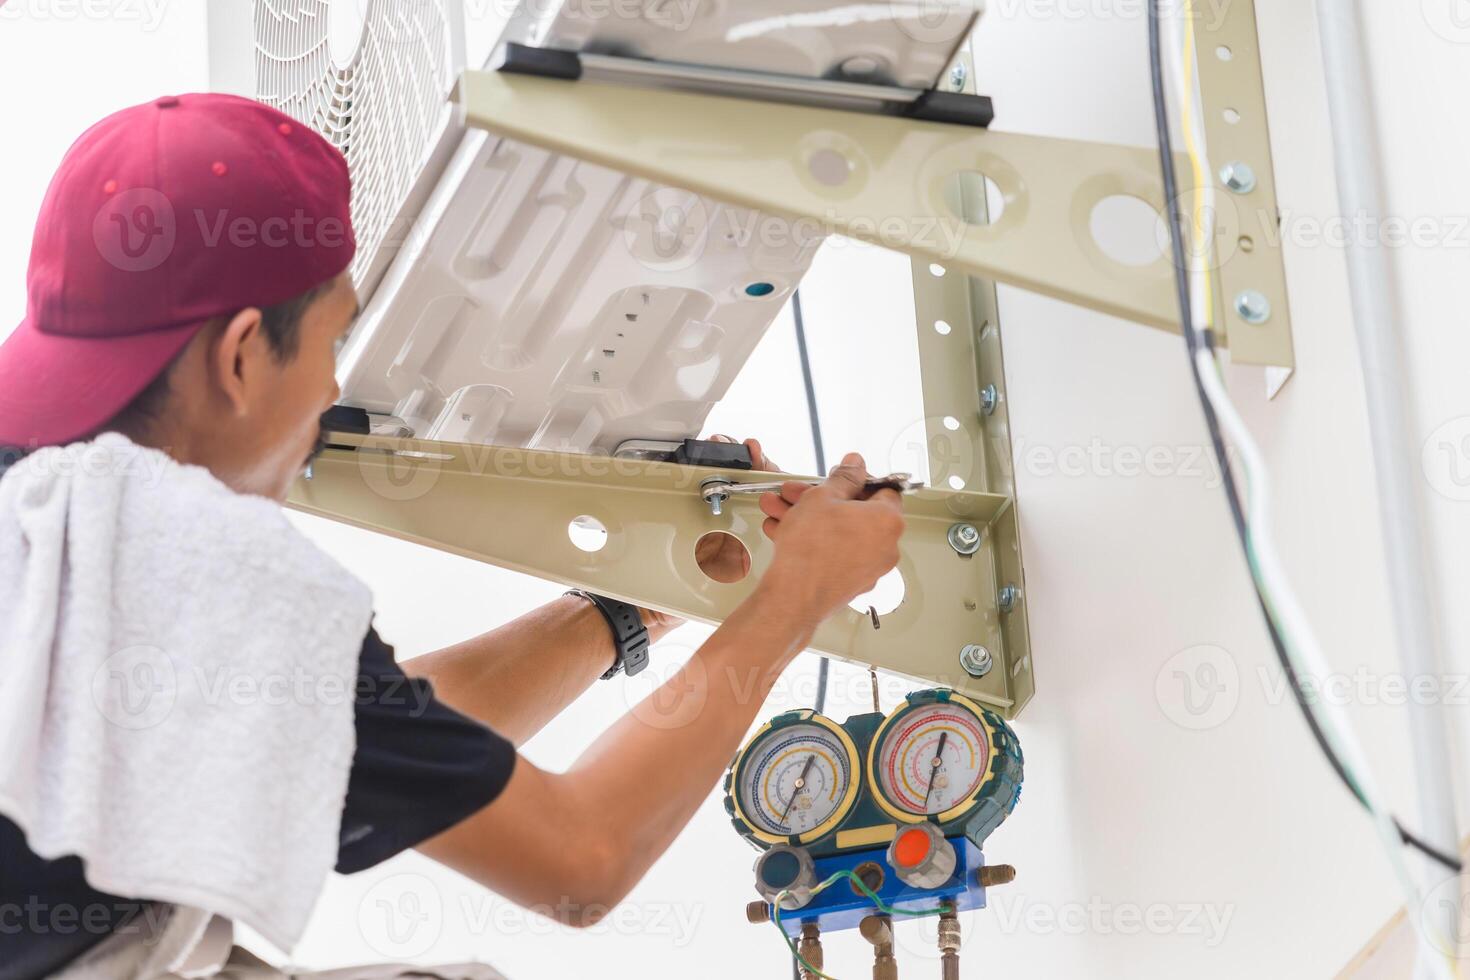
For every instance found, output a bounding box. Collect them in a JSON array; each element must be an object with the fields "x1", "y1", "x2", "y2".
[{"x1": 209, "y1": 308, "x2": 266, "y2": 417}]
